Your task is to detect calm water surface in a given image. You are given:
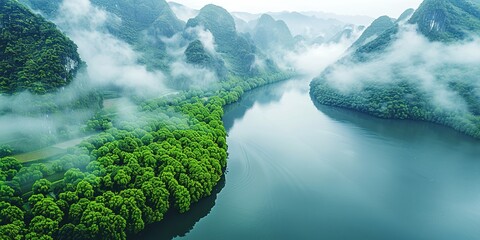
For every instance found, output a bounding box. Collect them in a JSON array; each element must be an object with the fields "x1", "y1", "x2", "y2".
[{"x1": 141, "y1": 78, "x2": 480, "y2": 240}]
